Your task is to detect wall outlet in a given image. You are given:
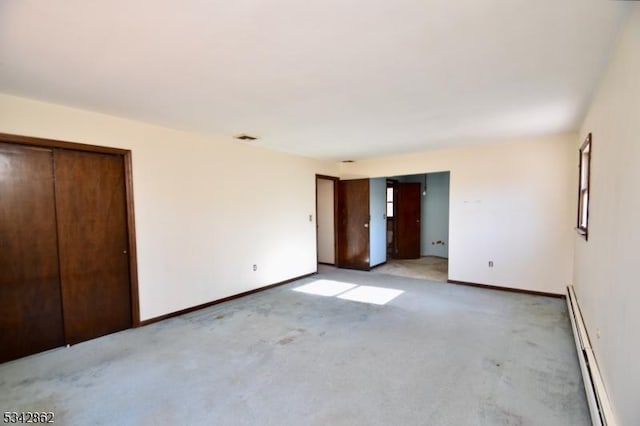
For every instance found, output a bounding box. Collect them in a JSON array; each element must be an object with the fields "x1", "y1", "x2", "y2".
[
  {"x1": 252, "y1": 264, "x2": 257, "y2": 272},
  {"x1": 488, "y1": 261, "x2": 494, "y2": 268},
  {"x1": 309, "y1": 214, "x2": 313, "y2": 222}
]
